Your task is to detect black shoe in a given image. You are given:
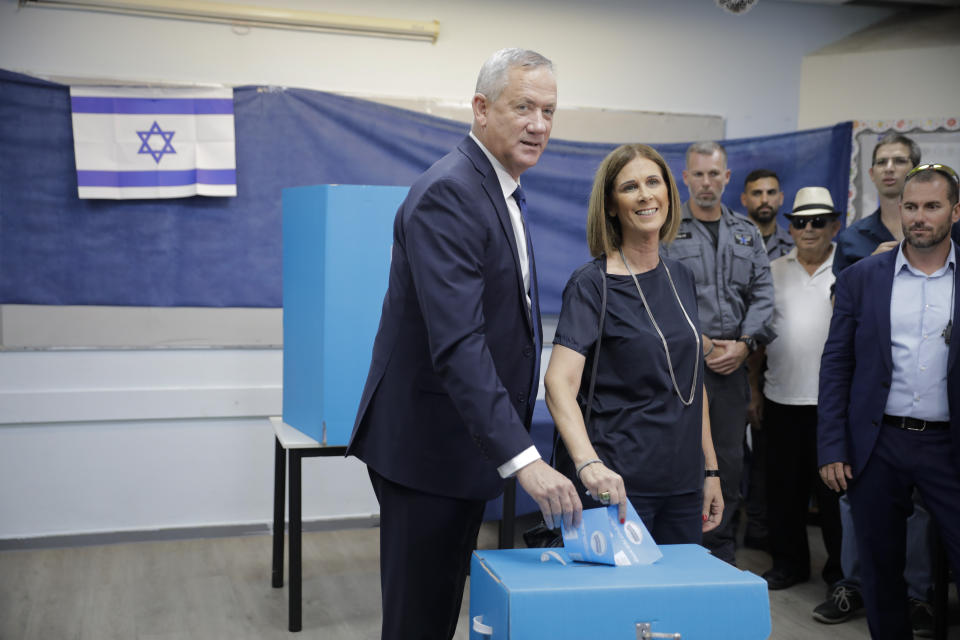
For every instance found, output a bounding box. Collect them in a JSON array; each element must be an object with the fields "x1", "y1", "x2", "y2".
[
  {"x1": 910, "y1": 599, "x2": 934, "y2": 638},
  {"x1": 812, "y1": 584, "x2": 864, "y2": 624},
  {"x1": 762, "y1": 567, "x2": 808, "y2": 590}
]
